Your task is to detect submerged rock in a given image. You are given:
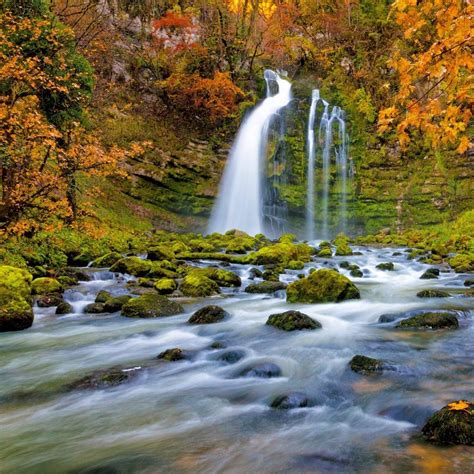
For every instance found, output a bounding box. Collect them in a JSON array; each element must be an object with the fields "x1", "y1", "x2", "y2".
[
  {"x1": 349, "y1": 355, "x2": 384, "y2": 374},
  {"x1": 416, "y1": 289, "x2": 451, "y2": 298},
  {"x1": 422, "y1": 400, "x2": 473, "y2": 445},
  {"x1": 350, "y1": 269, "x2": 363, "y2": 278},
  {"x1": 240, "y1": 363, "x2": 281, "y2": 378},
  {"x1": 464, "y1": 279, "x2": 474, "y2": 287},
  {"x1": 376, "y1": 262, "x2": 394, "y2": 271},
  {"x1": 271, "y1": 392, "x2": 309, "y2": 409},
  {"x1": 244, "y1": 281, "x2": 287, "y2": 294},
  {"x1": 157, "y1": 347, "x2": 185, "y2": 361},
  {"x1": 420, "y1": 268, "x2": 440, "y2": 279},
  {"x1": 56, "y1": 301, "x2": 73, "y2": 315},
  {"x1": 218, "y1": 350, "x2": 245, "y2": 364},
  {"x1": 121, "y1": 293, "x2": 183, "y2": 318},
  {"x1": 286, "y1": 269, "x2": 360, "y2": 303},
  {"x1": 188, "y1": 305, "x2": 229, "y2": 324},
  {"x1": 68, "y1": 366, "x2": 143, "y2": 390},
  {"x1": 266, "y1": 310, "x2": 321, "y2": 331},
  {"x1": 396, "y1": 312, "x2": 459, "y2": 329}
]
